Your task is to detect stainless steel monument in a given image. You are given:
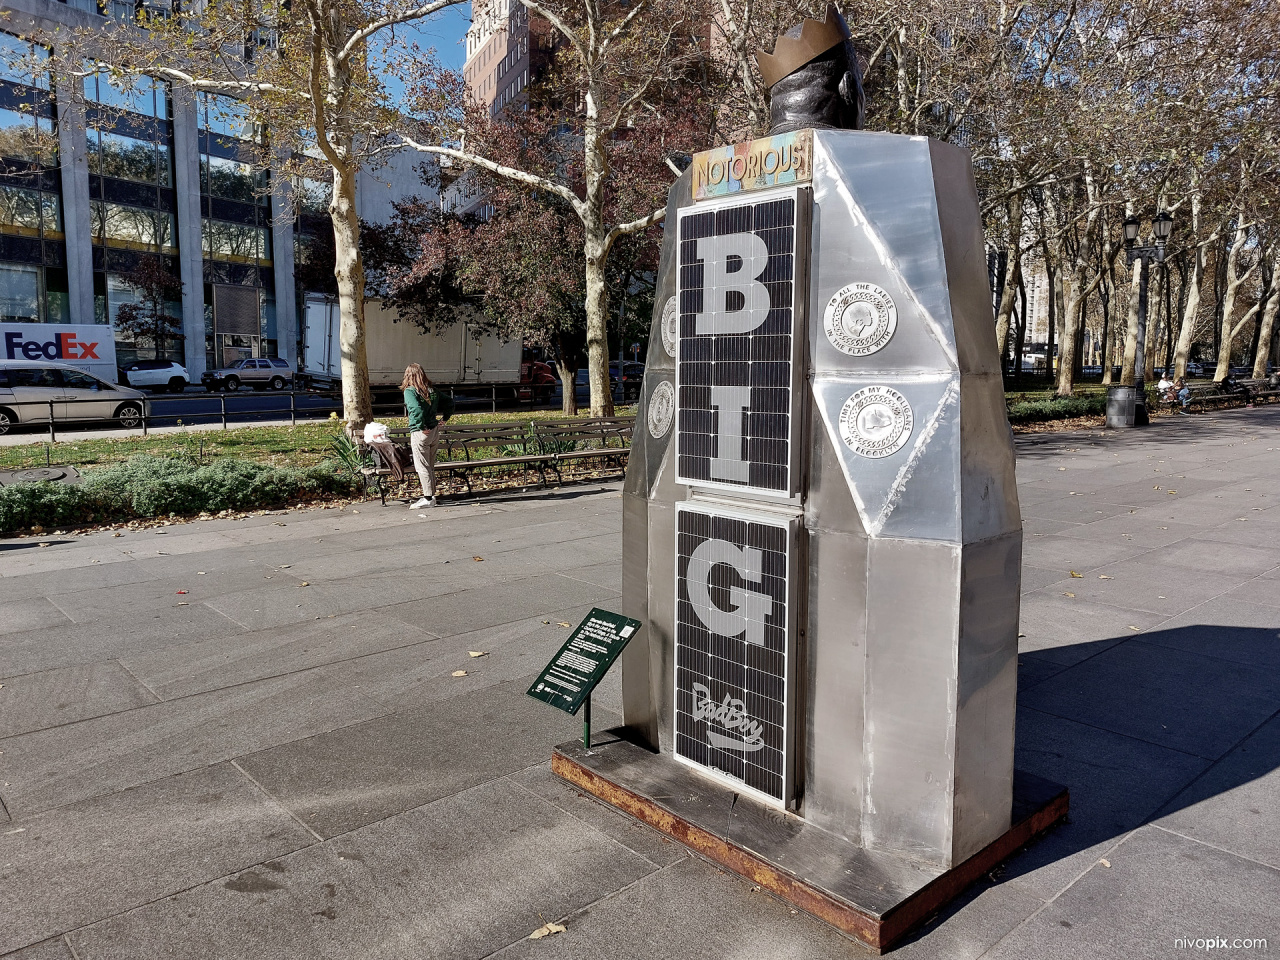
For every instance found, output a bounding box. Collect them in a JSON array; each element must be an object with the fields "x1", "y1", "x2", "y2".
[{"x1": 552, "y1": 8, "x2": 1067, "y2": 950}]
